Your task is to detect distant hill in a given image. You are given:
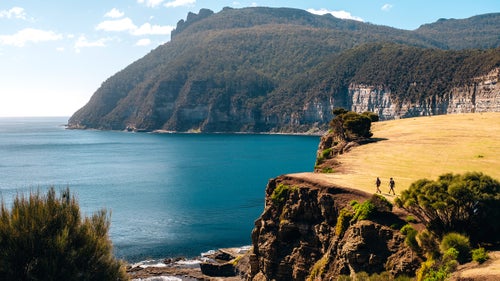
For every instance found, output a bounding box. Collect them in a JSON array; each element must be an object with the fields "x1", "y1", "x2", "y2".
[{"x1": 68, "y1": 7, "x2": 500, "y2": 132}]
